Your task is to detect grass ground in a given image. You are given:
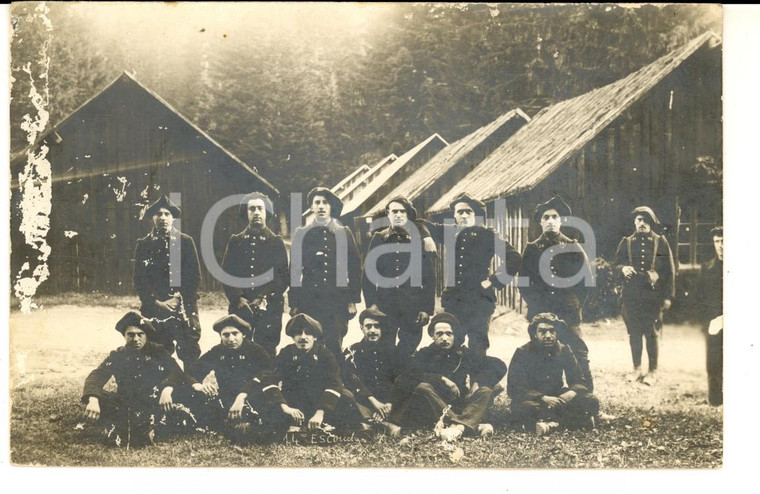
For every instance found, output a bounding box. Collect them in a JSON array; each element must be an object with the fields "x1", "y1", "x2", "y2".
[{"x1": 9, "y1": 294, "x2": 722, "y2": 468}]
